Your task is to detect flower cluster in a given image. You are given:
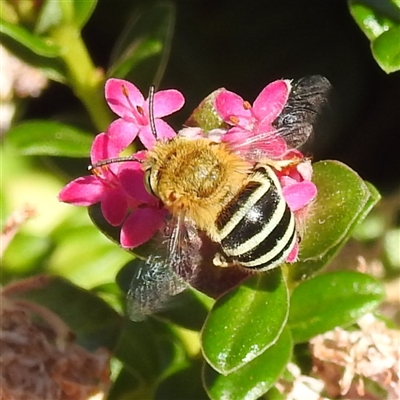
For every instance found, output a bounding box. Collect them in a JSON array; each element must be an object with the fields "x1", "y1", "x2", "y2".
[{"x1": 59, "y1": 78, "x2": 317, "y2": 263}]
